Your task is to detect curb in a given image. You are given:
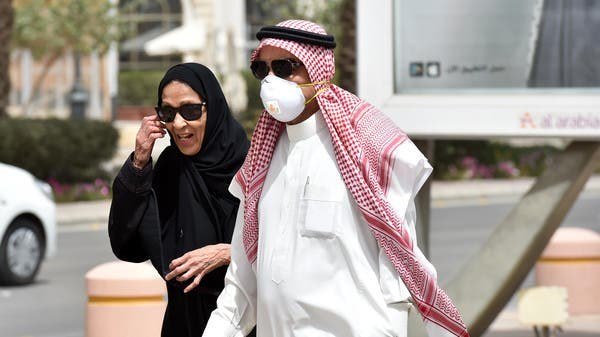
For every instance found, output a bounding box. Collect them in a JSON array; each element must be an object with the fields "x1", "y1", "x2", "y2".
[
  {"x1": 432, "y1": 175, "x2": 600, "y2": 201},
  {"x1": 56, "y1": 200, "x2": 111, "y2": 226},
  {"x1": 489, "y1": 310, "x2": 600, "y2": 334}
]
